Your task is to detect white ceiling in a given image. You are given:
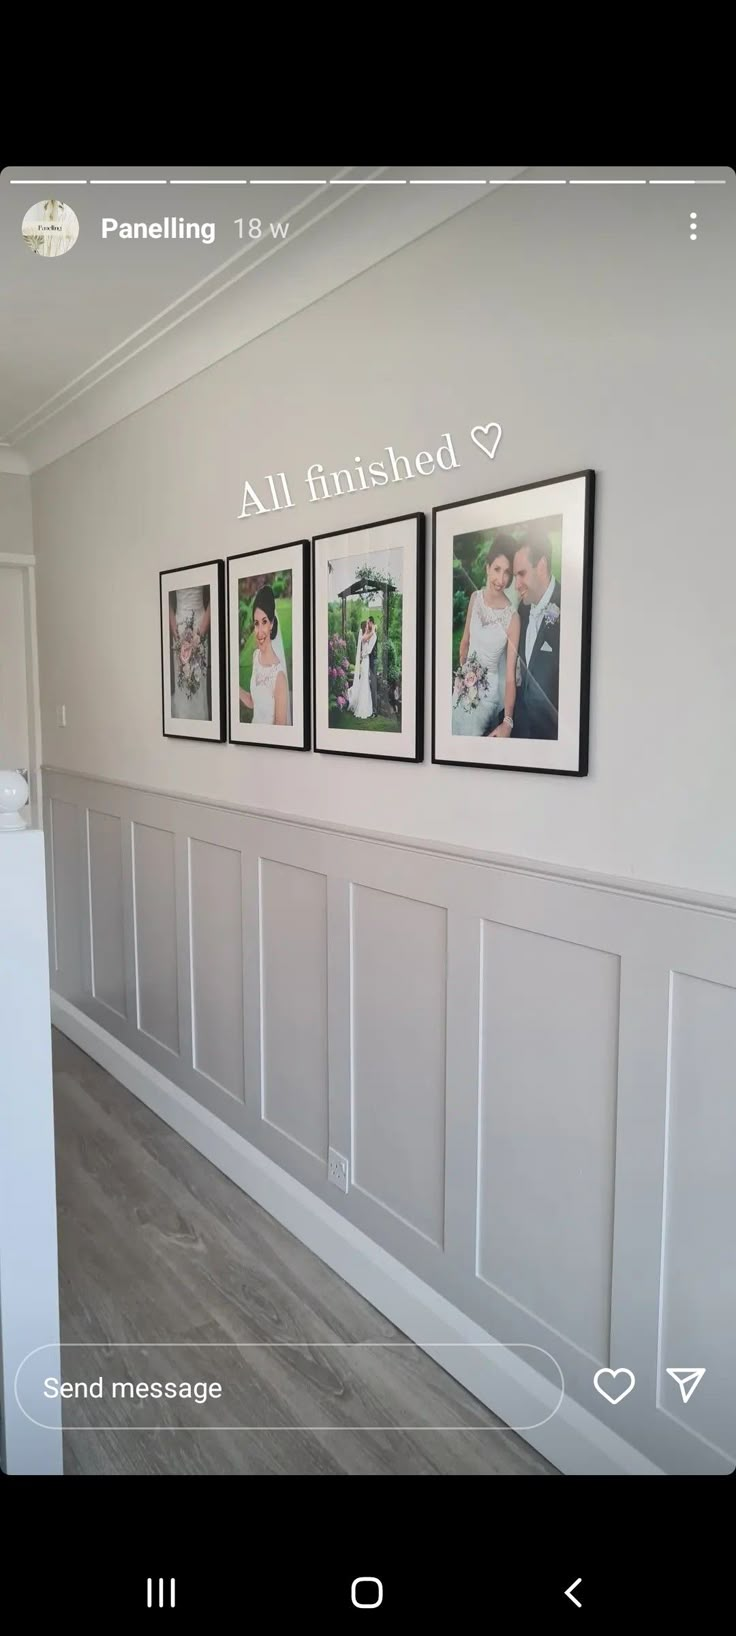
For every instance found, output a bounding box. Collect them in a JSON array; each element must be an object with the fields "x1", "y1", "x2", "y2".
[{"x1": 0, "y1": 164, "x2": 527, "y2": 472}]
